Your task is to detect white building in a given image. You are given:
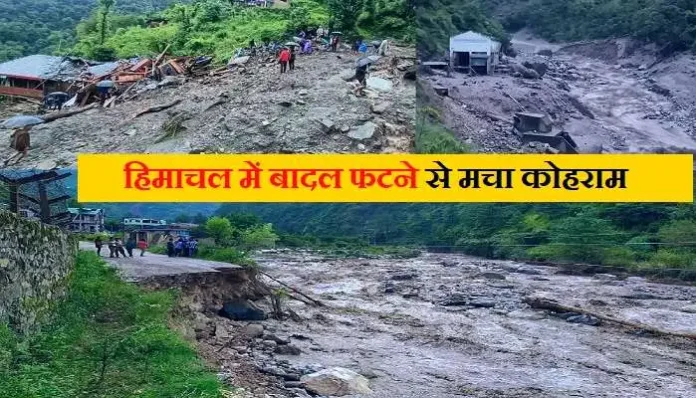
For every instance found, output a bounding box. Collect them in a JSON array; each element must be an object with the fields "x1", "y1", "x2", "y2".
[
  {"x1": 449, "y1": 31, "x2": 501, "y2": 75},
  {"x1": 68, "y1": 208, "x2": 105, "y2": 233}
]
